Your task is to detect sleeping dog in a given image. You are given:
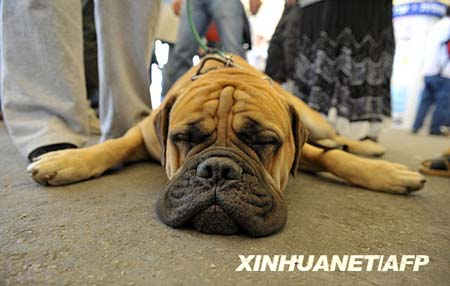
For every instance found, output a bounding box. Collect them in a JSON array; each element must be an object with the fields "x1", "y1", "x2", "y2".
[{"x1": 28, "y1": 55, "x2": 426, "y2": 236}]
